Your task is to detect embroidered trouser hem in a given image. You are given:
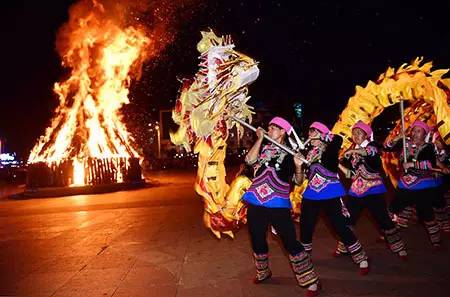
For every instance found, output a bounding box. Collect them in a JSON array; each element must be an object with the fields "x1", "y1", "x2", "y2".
[
  {"x1": 384, "y1": 227, "x2": 407, "y2": 254},
  {"x1": 424, "y1": 221, "x2": 441, "y2": 245},
  {"x1": 346, "y1": 240, "x2": 368, "y2": 264},
  {"x1": 289, "y1": 251, "x2": 319, "y2": 288},
  {"x1": 253, "y1": 253, "x2": 271, "y2": 281}
]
